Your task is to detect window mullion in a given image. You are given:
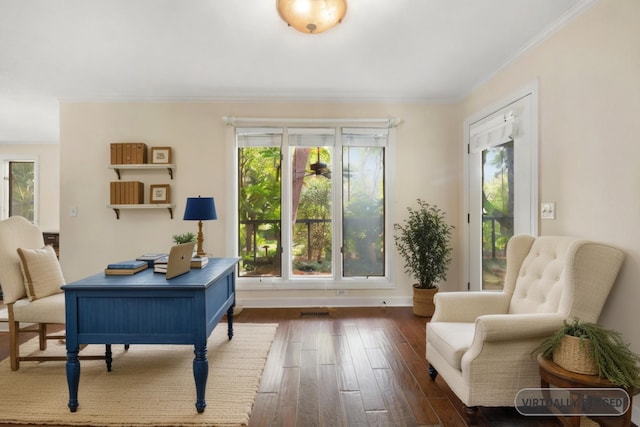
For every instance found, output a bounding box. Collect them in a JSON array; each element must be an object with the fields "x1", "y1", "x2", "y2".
[
  {"x1": 280, "y1": 130, "x2": 293, "y2": 281},
  {"x1": 333, "y1": 127, "x2": 343, "y2": 281}
]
